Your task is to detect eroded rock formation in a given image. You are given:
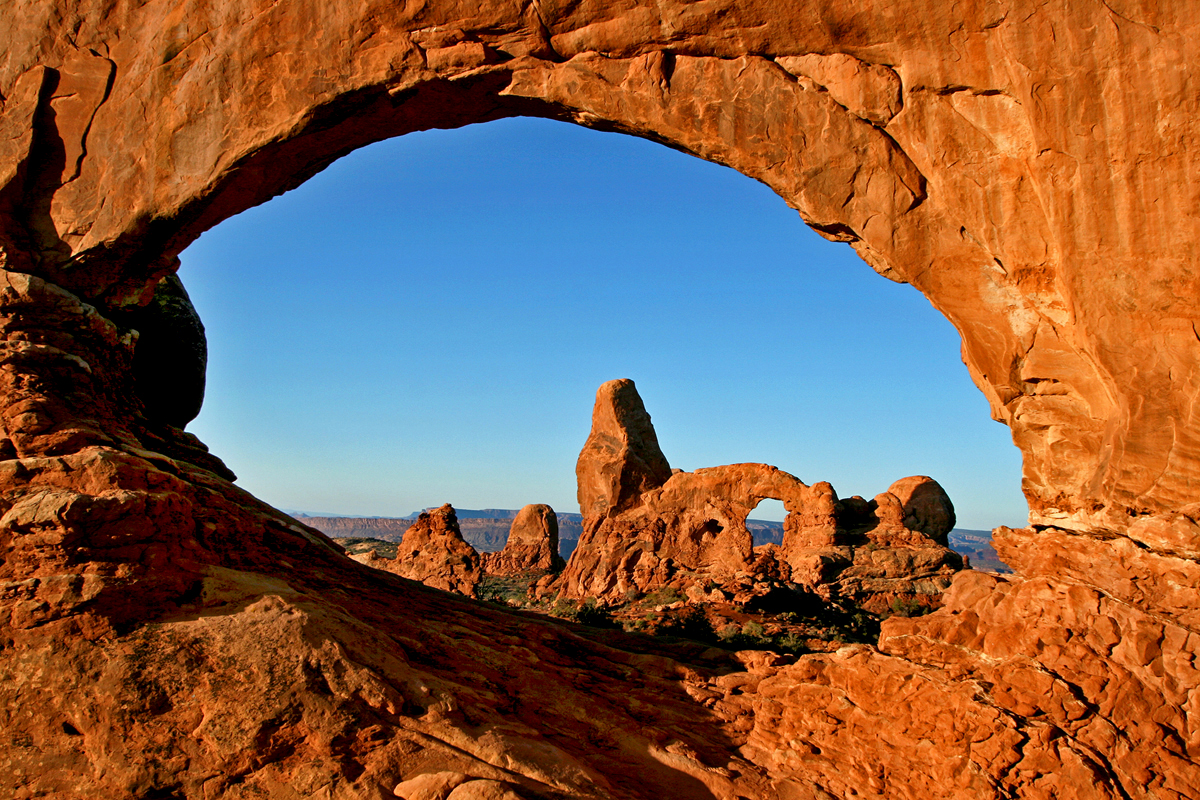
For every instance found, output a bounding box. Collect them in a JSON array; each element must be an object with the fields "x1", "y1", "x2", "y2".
[
  {"x1": 1, "y1": 2, "x2": 1198, "y2": 798},
  {"x1": 481, "y1": 503, "x2": 563, "y2": 575},
  {"x1": 112, "y1": 273, "x2": 207, "y2": 428},
  {"x1": 576, "y1": 378, "x2": 674, "y2": 520},
  {"x1": 557, "y1": 380, "x2": 964, "y2": 609},
  {"x1": 353, "y1": 504, "x2": 483, "y2": 597}
]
